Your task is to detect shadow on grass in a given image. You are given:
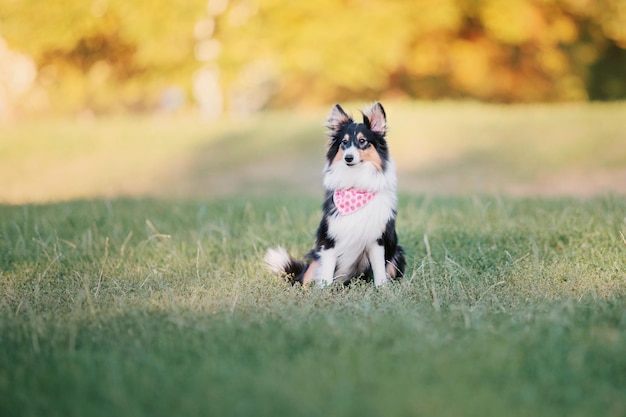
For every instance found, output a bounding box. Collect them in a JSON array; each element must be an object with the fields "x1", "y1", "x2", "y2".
[{"x1": 157, "y1": 117, "x2": 326, "y2": 198}]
